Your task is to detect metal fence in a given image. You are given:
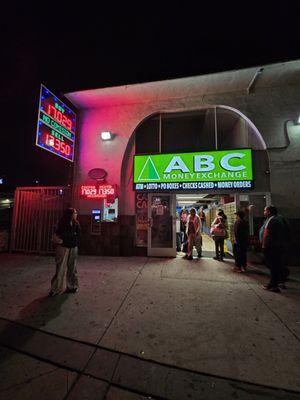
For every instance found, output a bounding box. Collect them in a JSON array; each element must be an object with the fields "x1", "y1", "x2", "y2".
[{"x1": 10, "y1": 187, "x2": 71, "y2": 254}]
